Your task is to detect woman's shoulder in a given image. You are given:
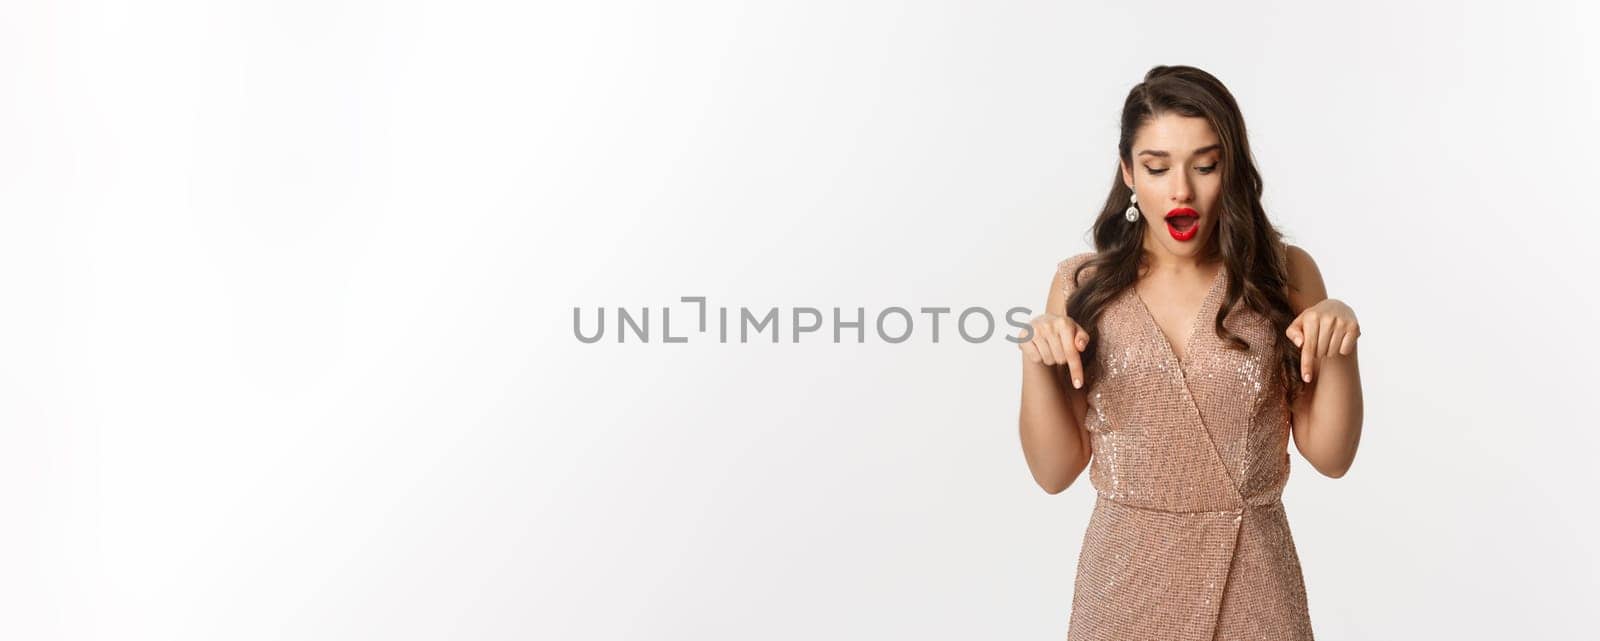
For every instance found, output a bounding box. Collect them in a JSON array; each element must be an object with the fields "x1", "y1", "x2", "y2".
[
  {"x1": 1056, "y1": 251, "x2": 1099, "y2": 282},
  {"x1": 1054, "y1": 251, "x2": 1100, "y2": 302},
  {"x1": 1056, "y1": 251, "x2": 1098, "y2": 271},
  {"x1": 1282, "y1": 243, "x2": 1328, "y2": 314}
]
